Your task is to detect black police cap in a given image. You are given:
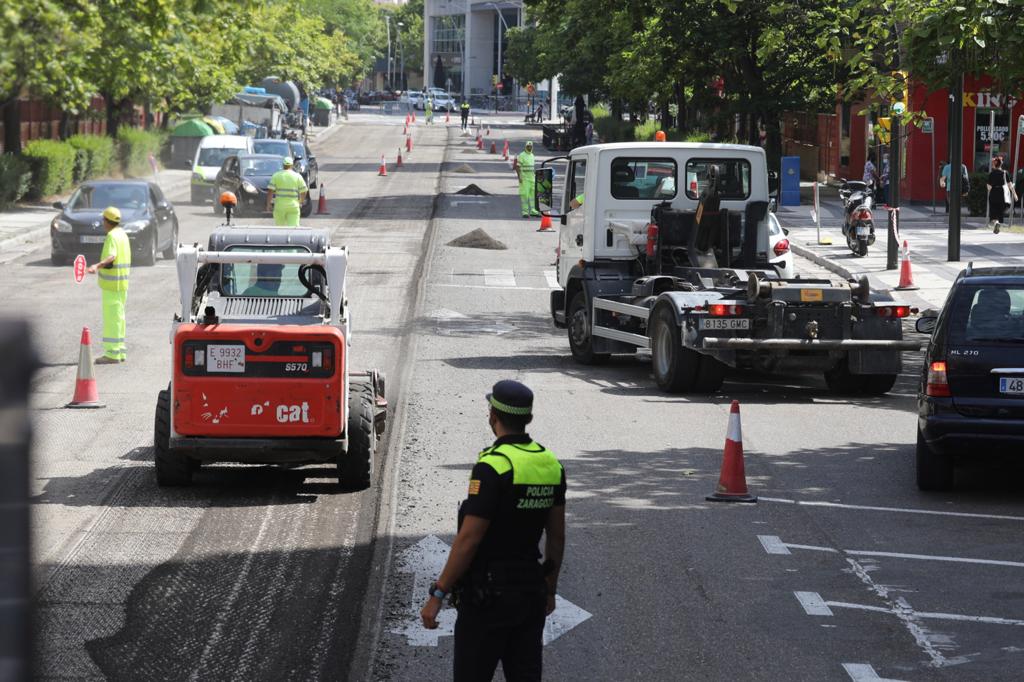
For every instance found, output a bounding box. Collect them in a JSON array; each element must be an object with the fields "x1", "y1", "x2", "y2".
[{"x1": 486, "y1": 379, "x2": 533, "y2": 416}]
